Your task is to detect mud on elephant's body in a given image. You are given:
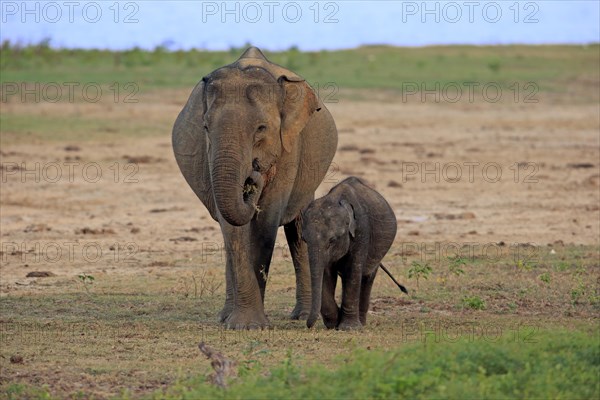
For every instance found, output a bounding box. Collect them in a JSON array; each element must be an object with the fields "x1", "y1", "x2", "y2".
[
  {"x1": 172, "y1": 47, "x2": 338, "y2": 329},
  {"x1": 302, "y1": 177, "x2": 397, "y2": 330}
]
